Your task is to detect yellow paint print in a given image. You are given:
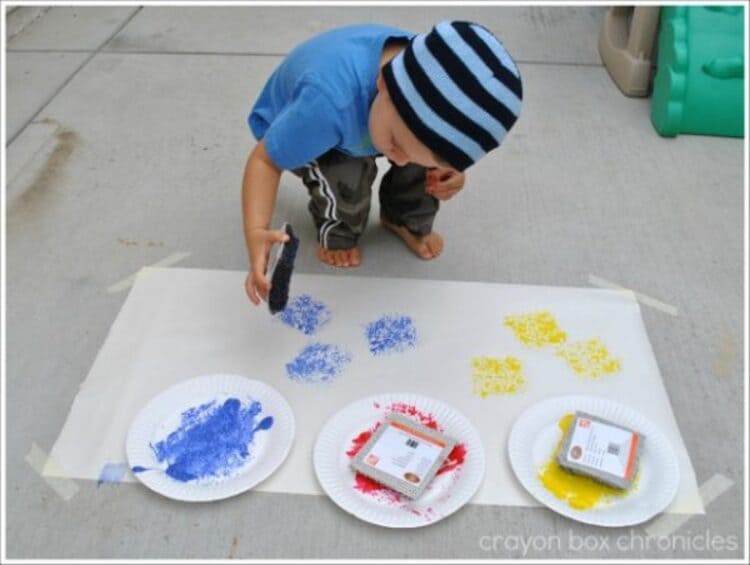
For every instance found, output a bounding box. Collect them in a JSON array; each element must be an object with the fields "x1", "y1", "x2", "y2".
[
  {"x1": 503, "y1": 311, "x2": 567, "y2": 348},
  {"x1": 555, "y1": 338, "x2": 622, "y2": 378},
  {"x1": 538, "y1": 413, "x2": 633, "y2": 510},
  {"x1": 470, "y1": 356, "x2": 526, "y2": 398}
]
